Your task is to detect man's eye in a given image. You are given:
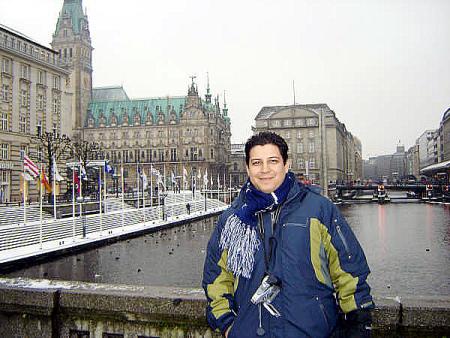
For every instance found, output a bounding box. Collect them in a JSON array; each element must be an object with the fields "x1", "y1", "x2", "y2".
[
  {"x1": 252, "y1": 161, "x2": 261, "y2": 166},
  {"x1": 270, "y1": 159, "x2": 278, "y2": 164}
]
